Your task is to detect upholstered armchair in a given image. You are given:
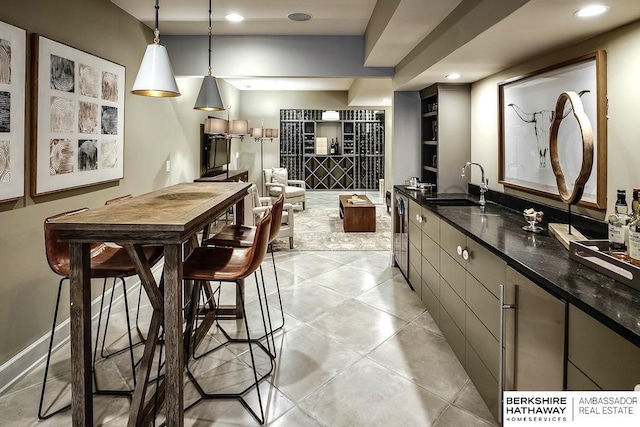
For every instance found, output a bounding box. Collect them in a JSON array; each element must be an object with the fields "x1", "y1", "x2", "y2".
[
  {"x1": 263, "y1": 168, "x2": 306, "y2": 210},
  {"x1": 244, "y1": 184, "x2": 295, "y2": 249}
]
